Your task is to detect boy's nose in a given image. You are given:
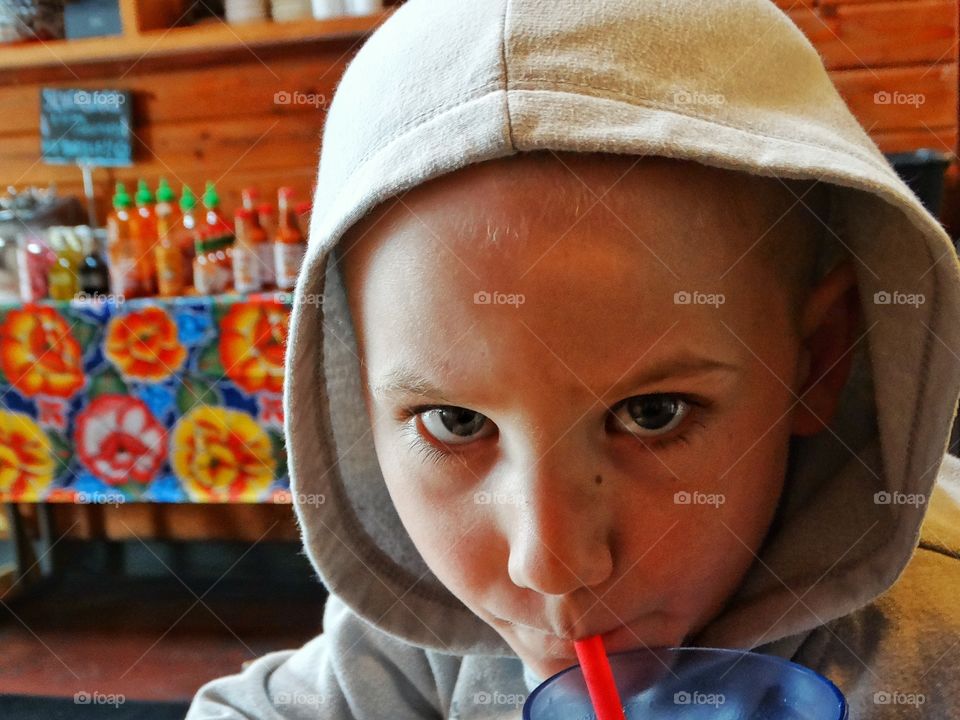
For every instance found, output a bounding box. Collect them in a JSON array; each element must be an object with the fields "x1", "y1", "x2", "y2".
[{"x1": 504, "y1": 461, "x2": 614, "y2": 596}]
